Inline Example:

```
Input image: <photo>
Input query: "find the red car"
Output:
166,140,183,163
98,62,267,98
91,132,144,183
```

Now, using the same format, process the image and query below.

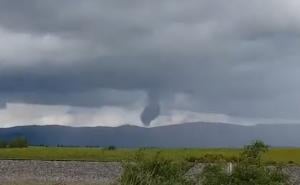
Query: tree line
0,137,28,148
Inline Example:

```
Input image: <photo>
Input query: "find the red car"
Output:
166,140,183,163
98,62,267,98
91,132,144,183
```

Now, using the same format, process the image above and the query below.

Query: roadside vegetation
121,151,192,185
201,141,289,185
121,141,290,185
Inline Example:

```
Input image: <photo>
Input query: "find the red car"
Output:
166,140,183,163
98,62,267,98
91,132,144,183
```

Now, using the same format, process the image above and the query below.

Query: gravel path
0,160,123,185
2,160,300,185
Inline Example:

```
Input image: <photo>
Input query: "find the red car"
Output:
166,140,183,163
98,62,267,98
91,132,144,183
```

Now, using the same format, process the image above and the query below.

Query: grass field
0,147,300,164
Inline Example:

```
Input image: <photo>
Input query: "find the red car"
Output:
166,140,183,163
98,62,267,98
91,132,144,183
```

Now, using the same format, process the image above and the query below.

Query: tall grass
120,141,290,185
121,150,192,185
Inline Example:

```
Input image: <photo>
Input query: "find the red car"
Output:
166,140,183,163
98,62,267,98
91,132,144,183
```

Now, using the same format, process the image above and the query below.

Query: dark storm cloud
1,0,300,122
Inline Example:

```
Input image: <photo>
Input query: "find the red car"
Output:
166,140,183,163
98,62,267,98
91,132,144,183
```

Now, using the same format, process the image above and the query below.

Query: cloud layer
1,0,300,126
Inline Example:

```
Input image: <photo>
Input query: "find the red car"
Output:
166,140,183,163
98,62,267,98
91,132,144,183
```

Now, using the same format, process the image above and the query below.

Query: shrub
201,164,231,184
103,145,116,150
120,140,289,185
202,154,226,163
185,156,203,163
9,137,28,148
240,140,269,165
107,145,116,150
201,140,289,185
185,154,228,163
288,161,294,165
227,156,239,163
0,139,7,148
121,151,192,185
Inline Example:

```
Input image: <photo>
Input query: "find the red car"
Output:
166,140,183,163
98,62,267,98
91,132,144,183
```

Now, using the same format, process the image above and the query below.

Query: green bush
120,140,290,185
201,164,231,185
0,137,29,148
9,137,28,148
121,151,192,185
0,139,7,148
185,156,203,163
186,154,240,164
201,140,289,185
107,145,116,150
240,140,269,165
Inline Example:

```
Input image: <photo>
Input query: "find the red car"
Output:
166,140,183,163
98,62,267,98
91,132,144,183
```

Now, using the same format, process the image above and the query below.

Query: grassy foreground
0,147,300,164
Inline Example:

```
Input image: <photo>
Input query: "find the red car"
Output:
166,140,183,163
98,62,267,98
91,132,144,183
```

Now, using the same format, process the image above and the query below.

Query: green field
0,147,300,164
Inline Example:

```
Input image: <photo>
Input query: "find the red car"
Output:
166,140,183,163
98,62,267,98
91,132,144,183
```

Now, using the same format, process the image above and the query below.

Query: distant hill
0,122,300,148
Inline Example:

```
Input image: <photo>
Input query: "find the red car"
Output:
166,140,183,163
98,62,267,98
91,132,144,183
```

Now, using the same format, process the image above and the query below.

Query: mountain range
0,122,299,148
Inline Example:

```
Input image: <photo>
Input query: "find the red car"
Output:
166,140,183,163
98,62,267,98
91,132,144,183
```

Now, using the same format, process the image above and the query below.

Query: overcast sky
0,0,300,127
